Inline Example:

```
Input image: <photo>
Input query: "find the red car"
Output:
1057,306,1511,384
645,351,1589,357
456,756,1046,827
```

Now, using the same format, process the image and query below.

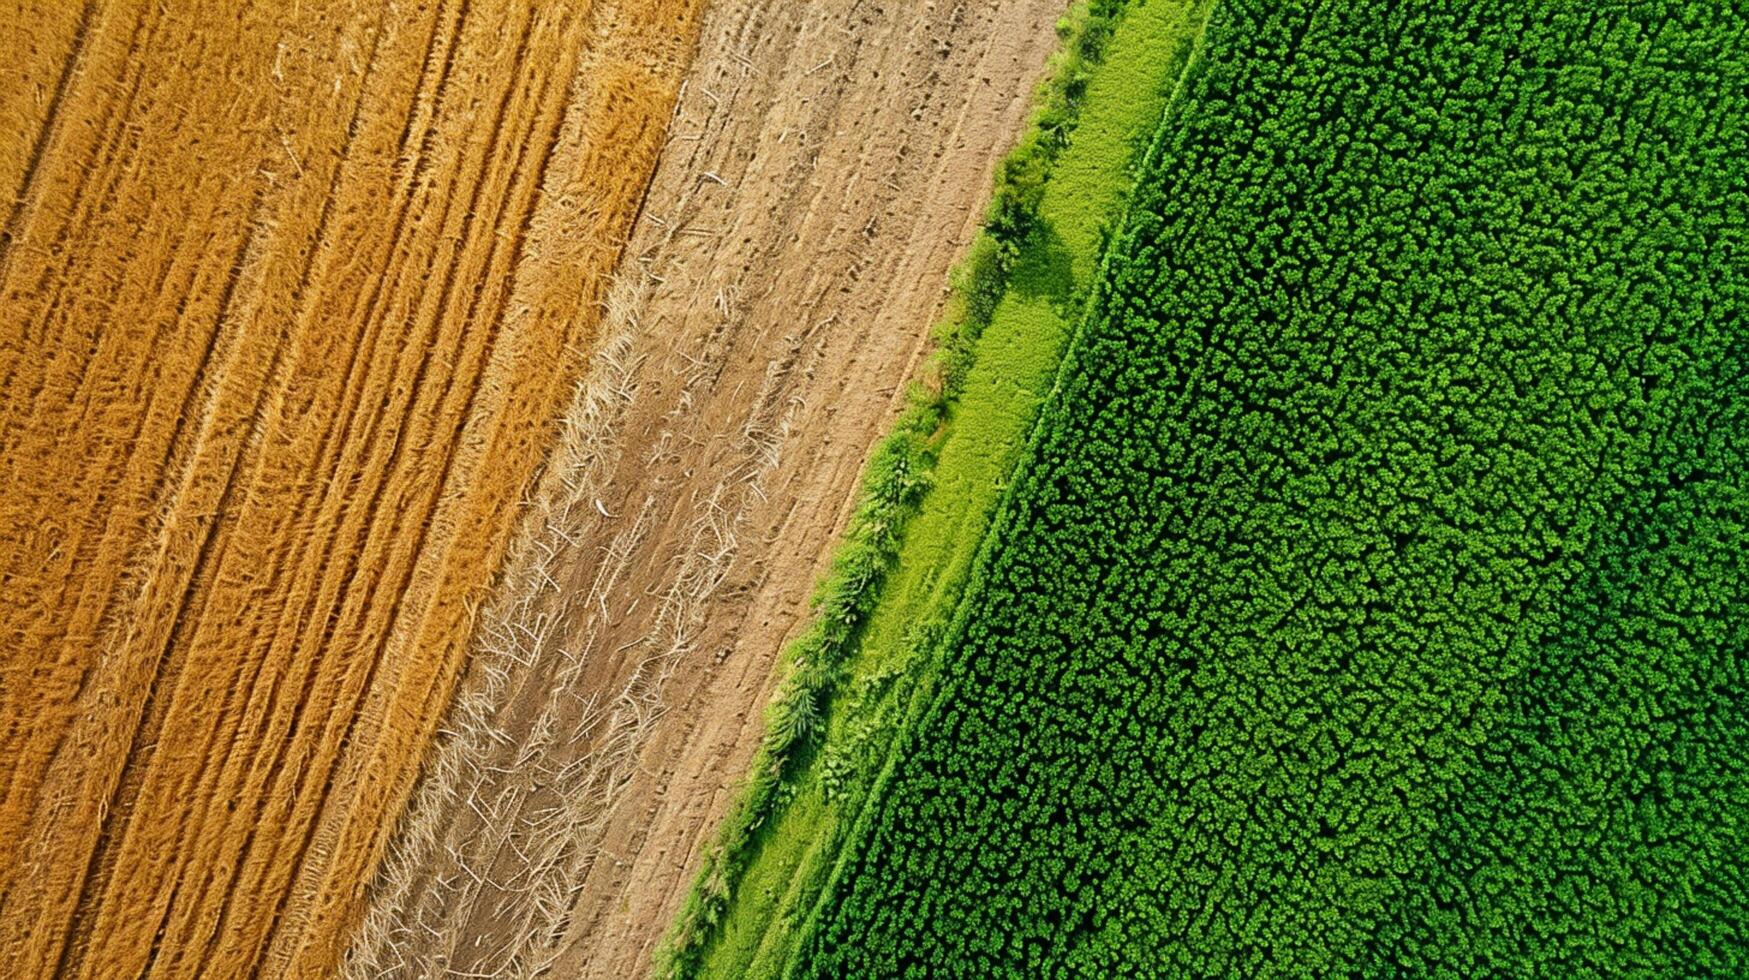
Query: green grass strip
720,2,1215,969
651,1,1212,976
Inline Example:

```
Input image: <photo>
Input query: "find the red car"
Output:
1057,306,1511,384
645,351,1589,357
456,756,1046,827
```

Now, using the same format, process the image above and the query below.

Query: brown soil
0,1,702,977
346,0,1067,976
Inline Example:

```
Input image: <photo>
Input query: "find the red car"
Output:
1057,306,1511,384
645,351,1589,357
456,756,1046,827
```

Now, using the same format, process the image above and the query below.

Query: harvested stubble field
346,1,1066,976
0,0,702,976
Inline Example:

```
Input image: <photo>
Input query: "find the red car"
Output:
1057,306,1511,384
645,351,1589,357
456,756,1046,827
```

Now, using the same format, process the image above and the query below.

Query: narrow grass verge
654,1,1212,975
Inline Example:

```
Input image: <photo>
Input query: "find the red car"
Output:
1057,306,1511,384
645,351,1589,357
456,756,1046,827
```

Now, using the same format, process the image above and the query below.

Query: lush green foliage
797,0,1749,975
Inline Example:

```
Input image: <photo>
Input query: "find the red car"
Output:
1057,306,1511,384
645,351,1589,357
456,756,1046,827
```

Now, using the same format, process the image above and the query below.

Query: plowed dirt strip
0,0,701,977
347,1,1066,976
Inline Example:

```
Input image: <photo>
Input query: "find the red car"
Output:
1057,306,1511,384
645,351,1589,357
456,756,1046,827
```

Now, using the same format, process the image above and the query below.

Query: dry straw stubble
0,0,703,976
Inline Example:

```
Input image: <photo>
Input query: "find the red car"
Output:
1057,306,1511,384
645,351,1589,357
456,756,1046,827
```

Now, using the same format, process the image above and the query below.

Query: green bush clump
796,0,1749,975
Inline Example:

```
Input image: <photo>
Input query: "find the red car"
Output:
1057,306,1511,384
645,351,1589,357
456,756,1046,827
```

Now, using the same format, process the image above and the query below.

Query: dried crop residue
0,1,702,977
348,0,1067,976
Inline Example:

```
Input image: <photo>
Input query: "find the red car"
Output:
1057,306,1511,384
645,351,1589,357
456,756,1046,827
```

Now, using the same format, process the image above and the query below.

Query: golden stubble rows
0,0,703,976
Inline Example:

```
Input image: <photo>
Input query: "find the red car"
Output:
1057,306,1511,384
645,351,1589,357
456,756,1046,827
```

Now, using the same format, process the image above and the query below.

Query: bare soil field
0,1,701,976
347,0,1066,976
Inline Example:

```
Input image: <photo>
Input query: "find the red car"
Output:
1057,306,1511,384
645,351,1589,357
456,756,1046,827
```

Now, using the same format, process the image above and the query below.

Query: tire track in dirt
0,1,703,976
348,1,1067,976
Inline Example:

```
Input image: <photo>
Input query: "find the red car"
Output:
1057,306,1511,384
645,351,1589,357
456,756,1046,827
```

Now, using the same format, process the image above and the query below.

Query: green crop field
790,0,1749,975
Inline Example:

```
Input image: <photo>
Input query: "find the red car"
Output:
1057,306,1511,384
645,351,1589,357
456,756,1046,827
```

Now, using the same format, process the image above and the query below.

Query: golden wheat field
0,0,702,974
